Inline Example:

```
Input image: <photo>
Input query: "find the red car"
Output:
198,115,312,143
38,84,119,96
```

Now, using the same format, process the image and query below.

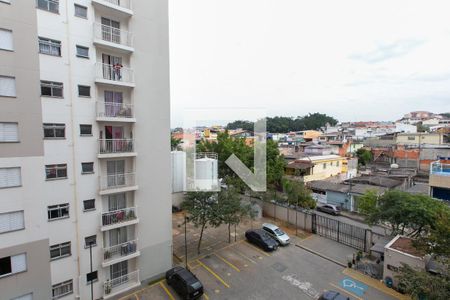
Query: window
76,45,89,58
336,161,340,167
84,235,97,248
12,293,33,300
0,211,24,234
0,122,18,142
81,162,94,174
74,4,87,18
0,76,16,97
45,164,67,180
47,204,69,220
37,0,59,14
86,270,98,284
78,85,90,97
0,167,21,188
0,29,13,51
80,124,92,136
50,242,71,260
0,253,26,277
323,163,327,169
41,81,63,97
52,279,73,300
408,136,416,141
38,37,61,56
43,123,65,139
83,199,95,211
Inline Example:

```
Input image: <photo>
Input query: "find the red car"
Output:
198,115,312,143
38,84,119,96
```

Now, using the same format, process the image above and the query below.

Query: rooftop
298,155,344,162
387,236,425,257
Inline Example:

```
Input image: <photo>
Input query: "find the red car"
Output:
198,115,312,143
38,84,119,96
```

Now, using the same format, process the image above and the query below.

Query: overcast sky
169,0,450,127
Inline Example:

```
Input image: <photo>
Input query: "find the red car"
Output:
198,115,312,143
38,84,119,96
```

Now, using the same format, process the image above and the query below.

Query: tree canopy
356,148,373,166
226,113,338,133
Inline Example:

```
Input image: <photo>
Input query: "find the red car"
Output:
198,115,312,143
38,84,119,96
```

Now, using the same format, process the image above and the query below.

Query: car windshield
190,281,202,290
274,228,285,236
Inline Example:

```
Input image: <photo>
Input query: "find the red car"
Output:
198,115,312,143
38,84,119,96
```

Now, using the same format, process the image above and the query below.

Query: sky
169,0,450,127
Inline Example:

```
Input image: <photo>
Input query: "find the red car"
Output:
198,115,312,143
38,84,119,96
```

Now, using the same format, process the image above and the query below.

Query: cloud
349,39,425,63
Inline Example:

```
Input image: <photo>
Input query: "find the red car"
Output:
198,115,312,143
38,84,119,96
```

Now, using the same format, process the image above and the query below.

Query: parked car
245,229,279,251
262,223,290,245
316,204,341,215
166,266,203,300
318,291,349,300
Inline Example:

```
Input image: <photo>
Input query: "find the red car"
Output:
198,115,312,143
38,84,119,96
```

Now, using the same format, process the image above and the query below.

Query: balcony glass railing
103,239,138,261
100,172,136,190
101,207,137,226
94,23,133,48
99,139,134,154
96,63,134,84
430,161,450,176
97,101,134,119
104,270,139,296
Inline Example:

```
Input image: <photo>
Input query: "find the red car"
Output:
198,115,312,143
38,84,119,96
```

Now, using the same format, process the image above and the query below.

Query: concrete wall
384,247,425,287
260,201,313,233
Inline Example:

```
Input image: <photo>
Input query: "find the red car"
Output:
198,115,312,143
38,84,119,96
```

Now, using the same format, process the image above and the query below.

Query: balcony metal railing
97,101,134,119
430,161,450,176
104,270,139,296
100,172,136,190
101,207,137,227
103,239,138,261
36,0,59,13
97,0,132,10
96,63,134,84
99,139,134,154
94,23,133,48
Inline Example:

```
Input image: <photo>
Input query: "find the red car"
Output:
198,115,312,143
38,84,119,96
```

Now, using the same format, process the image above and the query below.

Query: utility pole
184,213,188,270
89,242,94,300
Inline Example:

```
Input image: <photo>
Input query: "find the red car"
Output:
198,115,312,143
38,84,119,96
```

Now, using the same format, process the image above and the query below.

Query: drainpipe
64,3,82,298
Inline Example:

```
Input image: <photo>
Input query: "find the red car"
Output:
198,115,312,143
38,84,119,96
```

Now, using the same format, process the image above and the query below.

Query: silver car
316,204,341,215
262,223,290,246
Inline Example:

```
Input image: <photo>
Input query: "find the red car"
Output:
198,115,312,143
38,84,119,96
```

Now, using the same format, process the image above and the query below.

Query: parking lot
120,232,405,300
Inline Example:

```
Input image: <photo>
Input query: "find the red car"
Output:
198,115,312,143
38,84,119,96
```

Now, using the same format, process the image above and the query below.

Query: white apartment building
0,1,172,299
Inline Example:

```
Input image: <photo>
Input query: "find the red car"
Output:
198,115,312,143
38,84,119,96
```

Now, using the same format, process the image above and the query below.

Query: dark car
166,266,203,300
316,204,341,215
245,229,279,251
318,291,349,300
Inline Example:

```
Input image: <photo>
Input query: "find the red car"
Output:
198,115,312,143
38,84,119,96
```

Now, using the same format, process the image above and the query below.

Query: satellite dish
390,163,399,169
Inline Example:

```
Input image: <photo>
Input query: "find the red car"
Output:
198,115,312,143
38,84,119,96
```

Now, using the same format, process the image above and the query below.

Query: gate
312,214,367,251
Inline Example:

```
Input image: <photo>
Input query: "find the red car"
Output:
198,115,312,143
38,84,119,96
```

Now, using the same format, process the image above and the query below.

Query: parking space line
330,282,363,300
203,292,210,300
160,281,176,300
243,241,271,257
231,247,258,264
214,253,240,272
197,259,231,288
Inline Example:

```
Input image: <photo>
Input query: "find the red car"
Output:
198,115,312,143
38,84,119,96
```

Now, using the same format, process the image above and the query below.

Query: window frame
81,162,94,174
45,164,68,180
75,45,89,59
0,75,17,98
0,167,22,189
51,279,73,300
0,253,27,279
84,235,97,248
74,4,88,19
0,28,14,52
40,80,63,98
49,242,71,260
77,85,91,97
47,203,69,221
0,210,25,234
0,122,19,143
43,123,65,139
36,0,60,14
86,270,98,285
83,199,95,212
79,124,92,136
38,37,61,57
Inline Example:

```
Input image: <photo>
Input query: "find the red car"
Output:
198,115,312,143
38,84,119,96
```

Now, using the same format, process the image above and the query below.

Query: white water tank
171,151,186,192
195,157,219,191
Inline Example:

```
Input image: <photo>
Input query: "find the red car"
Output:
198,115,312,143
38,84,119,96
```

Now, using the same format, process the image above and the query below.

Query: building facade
0,1,172,299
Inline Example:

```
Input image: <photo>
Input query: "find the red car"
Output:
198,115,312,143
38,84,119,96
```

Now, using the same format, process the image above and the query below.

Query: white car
262,223,290,246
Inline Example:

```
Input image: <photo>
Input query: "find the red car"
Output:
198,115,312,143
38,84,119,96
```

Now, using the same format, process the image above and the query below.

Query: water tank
195,157,218,191
171,151,186,193
390,163,399,169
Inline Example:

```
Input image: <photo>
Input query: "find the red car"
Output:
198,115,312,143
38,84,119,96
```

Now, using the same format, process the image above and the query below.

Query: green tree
356,148,373,166
181,191,222,254
282,179,316,209
171,135,182,151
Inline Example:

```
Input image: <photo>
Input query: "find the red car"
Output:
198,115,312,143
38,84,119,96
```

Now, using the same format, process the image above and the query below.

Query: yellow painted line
343,268,410,300
134,294,139,300
330,283,363,300
214,253,240,272
243,241,271,257
197,259,230,288
160,281,176,300
148,279,165,288
203,292,210,300
232,248,258,264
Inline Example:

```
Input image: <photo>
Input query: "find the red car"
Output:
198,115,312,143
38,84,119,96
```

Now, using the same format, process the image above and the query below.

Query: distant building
285,155,346,182
429,161,450,201
396,133,446,145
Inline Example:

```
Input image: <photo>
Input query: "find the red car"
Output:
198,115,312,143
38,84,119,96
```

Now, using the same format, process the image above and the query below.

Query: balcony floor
98,152,137,159
101,218,139,232
102,250,141,268
94,39,135,54
99,185,139,196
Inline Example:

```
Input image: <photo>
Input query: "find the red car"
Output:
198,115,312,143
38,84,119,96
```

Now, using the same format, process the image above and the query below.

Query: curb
295,244,347,268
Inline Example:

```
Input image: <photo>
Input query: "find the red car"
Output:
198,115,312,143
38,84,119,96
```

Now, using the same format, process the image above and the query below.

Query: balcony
95,63,135,88
98,139,136,158
102,240,140,267
99,172,138,195
104,270,140,299
101,207,138,231
92,0,133,17
93,23,134,53
96,101,135,122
